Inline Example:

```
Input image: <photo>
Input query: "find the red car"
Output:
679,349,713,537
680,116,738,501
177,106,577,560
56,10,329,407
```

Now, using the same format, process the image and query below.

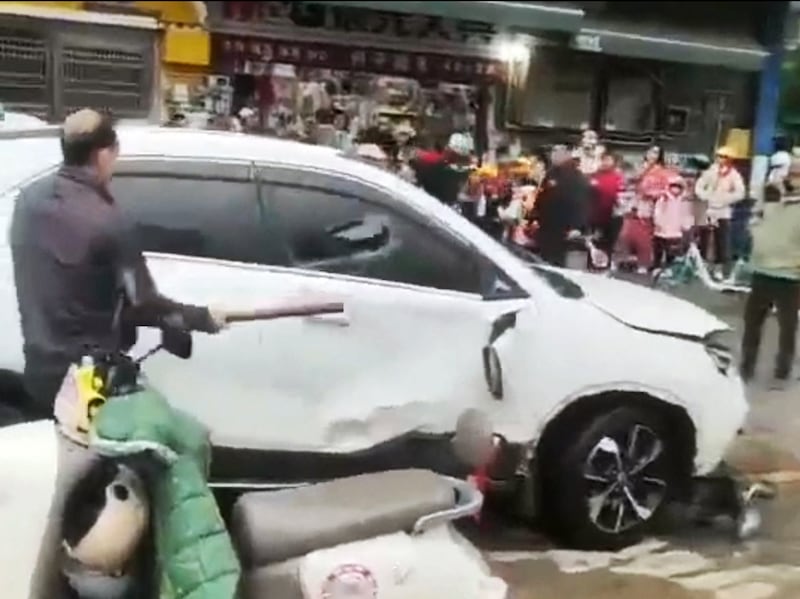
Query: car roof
117,126,346,165
0,126,369,194
0,125,543,296
0,111,48,130
0,125,344,160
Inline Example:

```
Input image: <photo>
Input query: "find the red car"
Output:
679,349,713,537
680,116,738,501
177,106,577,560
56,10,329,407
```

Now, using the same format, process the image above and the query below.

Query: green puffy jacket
91,388,241,599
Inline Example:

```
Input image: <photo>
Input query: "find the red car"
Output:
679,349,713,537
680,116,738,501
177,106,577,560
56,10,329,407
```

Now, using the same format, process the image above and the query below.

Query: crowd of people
406,128,800,387
408,129,756,279
171,107,800,385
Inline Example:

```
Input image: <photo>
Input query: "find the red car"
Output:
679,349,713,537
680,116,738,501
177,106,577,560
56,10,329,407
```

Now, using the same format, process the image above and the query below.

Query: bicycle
651,241,750,294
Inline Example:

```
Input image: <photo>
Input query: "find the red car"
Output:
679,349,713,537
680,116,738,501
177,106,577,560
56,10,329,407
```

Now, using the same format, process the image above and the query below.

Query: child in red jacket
590,152,625,260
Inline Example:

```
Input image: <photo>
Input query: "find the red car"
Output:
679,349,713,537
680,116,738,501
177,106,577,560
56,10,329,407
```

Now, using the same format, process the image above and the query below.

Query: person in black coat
532,145,592,266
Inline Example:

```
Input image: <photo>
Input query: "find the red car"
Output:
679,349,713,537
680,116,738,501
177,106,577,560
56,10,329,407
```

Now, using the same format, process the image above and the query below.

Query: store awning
313,1,585,34
575,20,768,71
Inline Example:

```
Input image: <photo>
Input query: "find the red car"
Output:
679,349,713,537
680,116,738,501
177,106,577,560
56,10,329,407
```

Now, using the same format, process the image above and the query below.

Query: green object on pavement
91,387,241,599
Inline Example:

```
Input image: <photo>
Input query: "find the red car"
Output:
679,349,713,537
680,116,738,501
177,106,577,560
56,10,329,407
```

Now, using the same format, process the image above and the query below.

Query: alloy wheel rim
583,424,667,534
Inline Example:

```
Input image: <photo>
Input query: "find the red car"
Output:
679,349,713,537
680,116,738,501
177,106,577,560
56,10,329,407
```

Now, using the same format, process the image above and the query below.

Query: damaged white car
0,126,748,549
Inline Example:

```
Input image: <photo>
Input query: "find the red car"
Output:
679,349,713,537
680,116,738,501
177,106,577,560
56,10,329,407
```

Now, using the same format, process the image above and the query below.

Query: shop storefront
135,1,215,125
503,2,772,157
208,1,508,152
0,2,158,121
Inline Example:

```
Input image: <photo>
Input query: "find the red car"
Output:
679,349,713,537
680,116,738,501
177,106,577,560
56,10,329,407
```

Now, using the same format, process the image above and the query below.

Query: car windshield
501,241,585,299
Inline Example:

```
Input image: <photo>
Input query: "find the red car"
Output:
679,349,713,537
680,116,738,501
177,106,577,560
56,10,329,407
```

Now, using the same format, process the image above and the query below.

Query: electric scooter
0,302,507,599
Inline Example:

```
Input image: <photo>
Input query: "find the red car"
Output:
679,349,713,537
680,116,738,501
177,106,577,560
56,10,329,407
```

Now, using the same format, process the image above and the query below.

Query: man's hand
207,307,229,333
566,229,582,240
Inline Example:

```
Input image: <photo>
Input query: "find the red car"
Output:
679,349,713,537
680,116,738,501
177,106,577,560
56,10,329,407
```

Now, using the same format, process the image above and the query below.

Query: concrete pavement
488,485,800,598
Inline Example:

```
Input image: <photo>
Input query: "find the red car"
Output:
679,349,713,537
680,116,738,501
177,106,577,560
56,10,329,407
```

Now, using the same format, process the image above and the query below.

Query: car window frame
111,156,278,265
255,163,491,297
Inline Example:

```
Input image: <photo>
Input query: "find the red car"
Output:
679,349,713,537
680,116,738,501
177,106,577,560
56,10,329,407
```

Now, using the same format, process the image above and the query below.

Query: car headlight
705,329,735,375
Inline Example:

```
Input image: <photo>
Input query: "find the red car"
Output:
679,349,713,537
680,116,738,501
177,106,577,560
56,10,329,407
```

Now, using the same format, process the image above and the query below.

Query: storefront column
750,1,790,198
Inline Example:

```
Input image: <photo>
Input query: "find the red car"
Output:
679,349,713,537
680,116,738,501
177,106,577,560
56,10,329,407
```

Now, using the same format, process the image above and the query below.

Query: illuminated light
498,40,530,63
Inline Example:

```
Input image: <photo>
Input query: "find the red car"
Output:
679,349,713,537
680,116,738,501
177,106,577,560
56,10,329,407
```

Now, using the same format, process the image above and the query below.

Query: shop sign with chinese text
213,35,506,83
221,1,499,47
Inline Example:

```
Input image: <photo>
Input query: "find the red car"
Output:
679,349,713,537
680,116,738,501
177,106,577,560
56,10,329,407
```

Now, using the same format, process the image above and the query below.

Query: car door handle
305,311,350,327
297,290,349,326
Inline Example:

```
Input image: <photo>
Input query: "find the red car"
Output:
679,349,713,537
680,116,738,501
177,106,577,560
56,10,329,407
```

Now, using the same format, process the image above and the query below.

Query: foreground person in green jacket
91,389,241,599
740,172,800,386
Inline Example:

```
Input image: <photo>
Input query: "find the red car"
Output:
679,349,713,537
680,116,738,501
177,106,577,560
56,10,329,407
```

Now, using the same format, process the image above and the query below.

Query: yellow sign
7,1,206,24
164,25,210,66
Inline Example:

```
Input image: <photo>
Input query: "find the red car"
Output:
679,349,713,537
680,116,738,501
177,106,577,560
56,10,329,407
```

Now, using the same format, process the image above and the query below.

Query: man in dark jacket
10,109,225,420
533,145,591,266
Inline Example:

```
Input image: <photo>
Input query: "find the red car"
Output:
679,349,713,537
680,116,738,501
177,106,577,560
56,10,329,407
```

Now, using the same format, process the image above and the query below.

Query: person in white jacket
694,145,746,278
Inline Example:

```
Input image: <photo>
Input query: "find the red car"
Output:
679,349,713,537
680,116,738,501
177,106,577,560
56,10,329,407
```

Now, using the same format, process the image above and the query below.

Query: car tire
541,405,683,550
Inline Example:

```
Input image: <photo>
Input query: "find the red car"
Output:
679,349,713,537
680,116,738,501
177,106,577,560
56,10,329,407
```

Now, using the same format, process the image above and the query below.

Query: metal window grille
61,46,148,118
0,30,48,117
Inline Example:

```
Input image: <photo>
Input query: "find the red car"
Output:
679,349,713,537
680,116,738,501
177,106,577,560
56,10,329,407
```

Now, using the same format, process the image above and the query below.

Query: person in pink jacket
616,145,670,273
653,175,693,270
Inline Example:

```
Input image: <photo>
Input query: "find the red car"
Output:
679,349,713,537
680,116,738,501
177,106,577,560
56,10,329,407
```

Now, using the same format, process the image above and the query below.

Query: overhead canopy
313,1,585,34
576,19,768,71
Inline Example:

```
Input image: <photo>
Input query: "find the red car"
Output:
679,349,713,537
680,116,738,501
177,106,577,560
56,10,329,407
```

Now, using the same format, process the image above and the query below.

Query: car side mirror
482,311,518,400
120,267,140,307
161,327,192,360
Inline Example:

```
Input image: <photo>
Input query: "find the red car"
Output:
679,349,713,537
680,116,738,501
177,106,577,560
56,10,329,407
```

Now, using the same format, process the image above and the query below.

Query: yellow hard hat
716,145,736,158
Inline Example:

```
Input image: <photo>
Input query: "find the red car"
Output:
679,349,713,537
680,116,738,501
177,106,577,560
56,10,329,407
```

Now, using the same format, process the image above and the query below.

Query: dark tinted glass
110,176,265,264
268,182,481,293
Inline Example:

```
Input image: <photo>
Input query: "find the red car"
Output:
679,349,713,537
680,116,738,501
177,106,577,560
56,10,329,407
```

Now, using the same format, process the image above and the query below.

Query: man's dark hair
774,135,792,154
61,109,118,167
646,144,665,165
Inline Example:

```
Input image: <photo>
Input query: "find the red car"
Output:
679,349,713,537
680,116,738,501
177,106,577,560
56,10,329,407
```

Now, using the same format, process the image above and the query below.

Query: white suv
0,127,747,549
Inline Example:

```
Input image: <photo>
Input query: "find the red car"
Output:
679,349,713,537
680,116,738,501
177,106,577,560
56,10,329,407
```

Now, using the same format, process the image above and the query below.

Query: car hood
561,269,728,338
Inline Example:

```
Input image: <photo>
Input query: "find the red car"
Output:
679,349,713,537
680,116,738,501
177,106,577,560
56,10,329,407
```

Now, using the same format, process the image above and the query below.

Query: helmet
716,145,736,159
447,132,473,157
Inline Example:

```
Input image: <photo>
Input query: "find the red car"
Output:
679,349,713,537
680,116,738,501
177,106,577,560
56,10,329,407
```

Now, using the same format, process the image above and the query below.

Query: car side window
266,181,481,294
110,175,265,264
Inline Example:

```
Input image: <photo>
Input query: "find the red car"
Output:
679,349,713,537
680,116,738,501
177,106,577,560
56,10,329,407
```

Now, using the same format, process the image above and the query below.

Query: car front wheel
542,405,684,550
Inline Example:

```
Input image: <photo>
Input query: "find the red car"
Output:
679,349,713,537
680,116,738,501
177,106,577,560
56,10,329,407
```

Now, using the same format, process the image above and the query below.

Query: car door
250,165,527,453
109,157,304,445
111,157,526,455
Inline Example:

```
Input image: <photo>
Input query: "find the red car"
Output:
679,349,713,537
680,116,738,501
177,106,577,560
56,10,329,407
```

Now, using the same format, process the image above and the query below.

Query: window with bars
517,47,596,129
61,45,149,117
0,29,48,114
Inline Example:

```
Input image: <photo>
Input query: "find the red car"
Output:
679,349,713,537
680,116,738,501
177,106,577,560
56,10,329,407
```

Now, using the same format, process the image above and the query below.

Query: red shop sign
213,35,506,83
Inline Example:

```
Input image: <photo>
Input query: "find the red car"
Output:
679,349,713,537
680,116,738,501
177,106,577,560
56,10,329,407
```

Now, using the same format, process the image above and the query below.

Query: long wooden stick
224,302,345,323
